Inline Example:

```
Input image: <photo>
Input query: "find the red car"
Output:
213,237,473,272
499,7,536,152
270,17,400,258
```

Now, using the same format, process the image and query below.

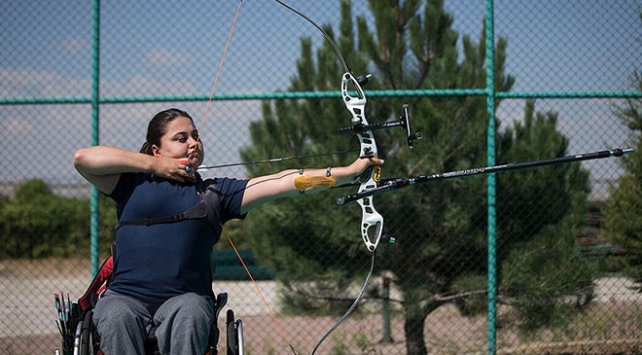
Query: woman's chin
190,155,203,167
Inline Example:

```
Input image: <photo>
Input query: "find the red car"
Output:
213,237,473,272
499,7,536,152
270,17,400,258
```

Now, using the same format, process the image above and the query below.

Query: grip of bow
341,72,384,252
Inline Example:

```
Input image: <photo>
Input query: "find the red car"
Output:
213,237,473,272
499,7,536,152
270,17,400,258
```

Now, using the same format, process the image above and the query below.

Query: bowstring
312,251,376,354
196,0,243,142
200,2,374,353
269,1,382,353
197,1,298,353
224,227,299,355
273,0,351,74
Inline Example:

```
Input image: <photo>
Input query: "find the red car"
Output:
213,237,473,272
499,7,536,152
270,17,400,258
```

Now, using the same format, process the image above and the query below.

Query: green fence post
90,0,101,277
485,0,497,354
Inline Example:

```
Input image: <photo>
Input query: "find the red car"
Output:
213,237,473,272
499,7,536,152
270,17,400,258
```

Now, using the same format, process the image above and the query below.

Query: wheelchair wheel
79,310,94,355
235,319,244,355
226,310,244,355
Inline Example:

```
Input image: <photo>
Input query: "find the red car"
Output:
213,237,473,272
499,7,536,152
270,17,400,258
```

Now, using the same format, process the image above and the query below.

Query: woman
73,108,382,354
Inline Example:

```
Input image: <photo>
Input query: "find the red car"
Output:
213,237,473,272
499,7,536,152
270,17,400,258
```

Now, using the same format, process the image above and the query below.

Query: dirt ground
2,259,642,354
4,303,642,354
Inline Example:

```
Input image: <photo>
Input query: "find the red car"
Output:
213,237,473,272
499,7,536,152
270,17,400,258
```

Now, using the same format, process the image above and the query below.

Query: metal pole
90,0,101,277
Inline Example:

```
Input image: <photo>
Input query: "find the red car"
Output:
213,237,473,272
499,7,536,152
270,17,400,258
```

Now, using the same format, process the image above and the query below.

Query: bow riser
342,72,384,252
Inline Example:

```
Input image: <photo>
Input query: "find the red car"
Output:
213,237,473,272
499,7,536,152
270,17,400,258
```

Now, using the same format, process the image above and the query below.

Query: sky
0,0,641,199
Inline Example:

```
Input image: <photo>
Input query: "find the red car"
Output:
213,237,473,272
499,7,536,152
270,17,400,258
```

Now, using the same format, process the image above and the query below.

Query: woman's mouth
187,151,202,165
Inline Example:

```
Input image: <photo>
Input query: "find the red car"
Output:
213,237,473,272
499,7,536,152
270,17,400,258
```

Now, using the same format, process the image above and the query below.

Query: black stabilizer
337,148,635,205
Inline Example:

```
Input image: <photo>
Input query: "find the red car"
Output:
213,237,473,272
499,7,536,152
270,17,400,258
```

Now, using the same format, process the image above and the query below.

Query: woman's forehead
165,116,196,132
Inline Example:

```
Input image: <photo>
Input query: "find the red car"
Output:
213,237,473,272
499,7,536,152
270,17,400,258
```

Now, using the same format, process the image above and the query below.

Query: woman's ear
151,145,161,157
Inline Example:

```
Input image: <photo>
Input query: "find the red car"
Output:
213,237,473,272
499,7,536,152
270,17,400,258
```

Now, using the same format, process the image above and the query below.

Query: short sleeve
208,177,249,223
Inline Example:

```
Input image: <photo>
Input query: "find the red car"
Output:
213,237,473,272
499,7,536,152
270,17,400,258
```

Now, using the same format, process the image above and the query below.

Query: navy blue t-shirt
107,173,248,304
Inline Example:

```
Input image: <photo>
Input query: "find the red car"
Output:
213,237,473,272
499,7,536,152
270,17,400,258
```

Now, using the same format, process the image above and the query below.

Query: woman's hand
152,157,196,183
349,156,385,176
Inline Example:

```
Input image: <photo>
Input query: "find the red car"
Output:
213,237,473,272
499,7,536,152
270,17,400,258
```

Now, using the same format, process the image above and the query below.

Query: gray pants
93,290,214,355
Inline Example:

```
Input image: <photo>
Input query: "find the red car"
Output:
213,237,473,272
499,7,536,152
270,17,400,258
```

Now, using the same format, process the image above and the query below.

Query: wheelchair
54,255,244,355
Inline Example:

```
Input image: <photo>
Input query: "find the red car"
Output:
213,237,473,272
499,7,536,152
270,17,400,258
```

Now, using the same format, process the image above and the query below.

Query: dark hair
139,108,194,155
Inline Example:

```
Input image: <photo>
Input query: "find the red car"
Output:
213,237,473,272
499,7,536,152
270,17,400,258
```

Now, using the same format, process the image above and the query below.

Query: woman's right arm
73,146,189,194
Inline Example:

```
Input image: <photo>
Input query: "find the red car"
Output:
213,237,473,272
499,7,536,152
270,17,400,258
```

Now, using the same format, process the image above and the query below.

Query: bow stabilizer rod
337,148,634,205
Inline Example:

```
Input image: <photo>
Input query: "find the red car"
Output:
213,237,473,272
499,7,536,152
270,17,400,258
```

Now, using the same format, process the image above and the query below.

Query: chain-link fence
2,0,642,354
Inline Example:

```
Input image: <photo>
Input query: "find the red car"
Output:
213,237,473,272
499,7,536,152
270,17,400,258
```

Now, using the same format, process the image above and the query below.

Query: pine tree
605,69,642,283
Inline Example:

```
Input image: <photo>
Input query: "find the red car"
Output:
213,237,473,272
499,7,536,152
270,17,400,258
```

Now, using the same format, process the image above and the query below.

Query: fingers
359,156,384,166
179,165,196,182
350,156,384,177
174,159,196,182
152,156,196,183
165,160,196,182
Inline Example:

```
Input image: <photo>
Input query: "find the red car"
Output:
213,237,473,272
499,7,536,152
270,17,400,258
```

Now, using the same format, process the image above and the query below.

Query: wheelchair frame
54,255,245,355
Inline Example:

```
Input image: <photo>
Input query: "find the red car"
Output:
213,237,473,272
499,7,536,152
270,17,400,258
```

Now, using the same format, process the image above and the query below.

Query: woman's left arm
240,157,383,213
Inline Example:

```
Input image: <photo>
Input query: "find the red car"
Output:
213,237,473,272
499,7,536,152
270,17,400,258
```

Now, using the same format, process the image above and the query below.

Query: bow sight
338,103,423,150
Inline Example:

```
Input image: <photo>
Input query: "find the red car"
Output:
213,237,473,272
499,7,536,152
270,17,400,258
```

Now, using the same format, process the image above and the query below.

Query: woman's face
152,116,204,167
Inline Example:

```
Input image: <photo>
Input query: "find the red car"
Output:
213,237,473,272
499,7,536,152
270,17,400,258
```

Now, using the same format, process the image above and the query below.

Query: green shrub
0,179,113,259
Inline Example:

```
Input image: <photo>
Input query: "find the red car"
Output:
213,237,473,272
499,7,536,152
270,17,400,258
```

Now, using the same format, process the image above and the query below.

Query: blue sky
0,0,640,198
3,1,638,95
